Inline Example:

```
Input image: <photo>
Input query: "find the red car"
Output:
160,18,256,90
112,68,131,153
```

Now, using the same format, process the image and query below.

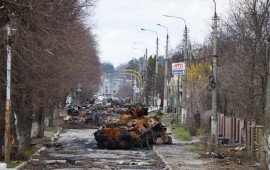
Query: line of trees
125,0,269,140
167,0,269,127
0,0,101,155
217,0,269,121
178,0,270,155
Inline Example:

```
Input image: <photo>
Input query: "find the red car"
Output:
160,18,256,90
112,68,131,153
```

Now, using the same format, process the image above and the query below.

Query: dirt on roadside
153,135,258,170
197,145,260,170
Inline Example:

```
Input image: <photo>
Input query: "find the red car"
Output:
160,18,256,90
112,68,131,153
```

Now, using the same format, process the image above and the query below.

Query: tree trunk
16,112,32,151
0,110,4,155
246,54,256,154
37,108,44,138
48,108,54,127
0,92,5,155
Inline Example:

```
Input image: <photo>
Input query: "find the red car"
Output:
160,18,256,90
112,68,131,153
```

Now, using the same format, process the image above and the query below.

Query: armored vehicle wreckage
94,105,172,149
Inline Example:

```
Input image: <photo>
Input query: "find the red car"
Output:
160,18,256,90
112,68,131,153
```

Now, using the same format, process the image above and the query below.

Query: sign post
172,62,186,126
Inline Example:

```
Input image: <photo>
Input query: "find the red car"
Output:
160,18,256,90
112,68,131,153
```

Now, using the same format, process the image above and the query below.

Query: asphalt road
23,129,166,170
21,128,254,170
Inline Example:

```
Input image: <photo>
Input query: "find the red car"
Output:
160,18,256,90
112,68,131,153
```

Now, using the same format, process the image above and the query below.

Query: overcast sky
91,0,230,67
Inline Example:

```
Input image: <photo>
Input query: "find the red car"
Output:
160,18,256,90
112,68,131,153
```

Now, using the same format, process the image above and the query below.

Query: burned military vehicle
94,105,172,149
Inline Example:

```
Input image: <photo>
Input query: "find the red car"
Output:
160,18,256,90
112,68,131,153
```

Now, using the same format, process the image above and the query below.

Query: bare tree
0,0,101,152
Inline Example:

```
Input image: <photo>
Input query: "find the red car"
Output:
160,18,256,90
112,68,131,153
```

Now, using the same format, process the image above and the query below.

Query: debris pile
203,145,257,168
94,105,172,149
63,104,98,129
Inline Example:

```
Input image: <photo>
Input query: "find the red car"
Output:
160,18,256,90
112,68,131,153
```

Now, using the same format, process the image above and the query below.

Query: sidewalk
153,136,214,170
3,130,57,170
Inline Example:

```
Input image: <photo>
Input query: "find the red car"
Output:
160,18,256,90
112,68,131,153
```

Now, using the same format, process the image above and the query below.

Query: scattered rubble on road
63,98,127,129
23,129,166,170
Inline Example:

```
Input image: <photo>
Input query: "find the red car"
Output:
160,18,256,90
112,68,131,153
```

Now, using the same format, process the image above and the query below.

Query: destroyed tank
94,105,172,149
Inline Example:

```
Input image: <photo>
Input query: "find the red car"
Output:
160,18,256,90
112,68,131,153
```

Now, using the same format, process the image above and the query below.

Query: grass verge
7,144,41,168
162,115,191,141
26,146,39,155
7,161,24,168
31,136,51,145
173,126,191,141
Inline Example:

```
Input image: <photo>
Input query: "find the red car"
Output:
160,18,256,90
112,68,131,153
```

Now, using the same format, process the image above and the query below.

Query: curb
14,146,46,170
153,147,173,170
14,129,61,170
14,161,27,170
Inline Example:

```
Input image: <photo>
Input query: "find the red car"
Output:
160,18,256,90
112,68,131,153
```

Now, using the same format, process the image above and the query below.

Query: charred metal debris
64,98,172,149
94,105,172,149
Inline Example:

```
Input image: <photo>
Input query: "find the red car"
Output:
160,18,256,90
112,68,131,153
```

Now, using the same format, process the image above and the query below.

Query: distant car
97,96,105,101
111,97,124,104
97,96,108,102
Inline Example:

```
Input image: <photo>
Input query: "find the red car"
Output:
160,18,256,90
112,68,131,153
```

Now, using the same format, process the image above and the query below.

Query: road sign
172,62,186,75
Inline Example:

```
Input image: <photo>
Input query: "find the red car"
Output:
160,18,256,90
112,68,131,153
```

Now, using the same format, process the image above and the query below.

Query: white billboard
172,62,186,75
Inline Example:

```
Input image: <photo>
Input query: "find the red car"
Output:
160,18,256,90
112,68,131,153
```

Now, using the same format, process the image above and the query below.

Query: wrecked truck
94,105,172,149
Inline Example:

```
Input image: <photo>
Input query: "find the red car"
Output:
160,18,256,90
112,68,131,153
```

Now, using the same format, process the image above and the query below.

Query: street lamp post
157,24,169,113
5,25,12,163
141,28,159,107
133,42,148,105
211,0,218,137
4,22,16,162
163,15,188,124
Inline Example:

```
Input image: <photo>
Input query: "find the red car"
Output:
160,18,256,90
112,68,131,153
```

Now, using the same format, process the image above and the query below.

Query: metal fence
217,113,256,145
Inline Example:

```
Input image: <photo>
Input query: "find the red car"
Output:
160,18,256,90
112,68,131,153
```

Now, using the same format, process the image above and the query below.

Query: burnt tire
107,140,119,149
97,143,105,149
94,133,108,141
120,134,132,141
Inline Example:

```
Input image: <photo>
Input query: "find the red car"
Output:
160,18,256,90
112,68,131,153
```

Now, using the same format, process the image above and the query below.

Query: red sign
172,62,186,75
172,62,185,69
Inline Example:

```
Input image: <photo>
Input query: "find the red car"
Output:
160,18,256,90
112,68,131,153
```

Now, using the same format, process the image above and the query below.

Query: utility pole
164,34,169,113
211,0,218,137
155,37,159,107
134,79,137,104
133,41,148,105
133,58,136,104
157,23,169,113
182,26,188,124
144,48,148,105
5,25,11,163
163,15,188,124
141,28,159,107
177,75,180,126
